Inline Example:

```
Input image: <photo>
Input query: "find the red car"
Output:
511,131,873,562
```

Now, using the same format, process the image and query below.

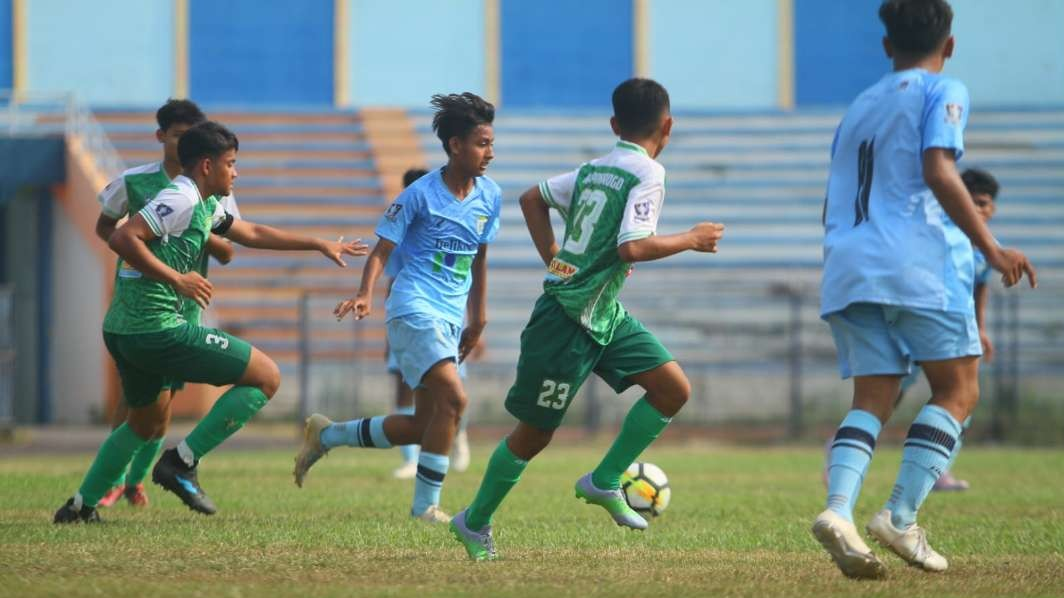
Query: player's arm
923,149,1036,288
220,219,367,266
459,244,489,362
974,282,994,362
618,224,724,263
205,234,234,265
108,215,213,308
335,238,395,321
95,213,121,243
519,185,559,266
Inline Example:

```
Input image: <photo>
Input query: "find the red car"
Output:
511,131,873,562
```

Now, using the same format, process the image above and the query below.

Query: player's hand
980,331,995,363
173,271,213,309
990,247,1037,288
319,236,370,267
458,321,486,363
334,292,371,321
689,222,725,253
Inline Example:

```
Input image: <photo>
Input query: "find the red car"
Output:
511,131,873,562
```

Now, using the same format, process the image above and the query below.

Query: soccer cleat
151,448,217,515
413,504,452,524
932,471,970,492
293,413,333,488
574,473,648,530
53,496,101,524
811,509,887,579
866,509,948,572
124,482,149,507
97,485,125,508
450,508,497,562
392,460,417,480
452,430,471,473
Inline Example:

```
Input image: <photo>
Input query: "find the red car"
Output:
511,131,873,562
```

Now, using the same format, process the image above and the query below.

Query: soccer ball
621,461,671,517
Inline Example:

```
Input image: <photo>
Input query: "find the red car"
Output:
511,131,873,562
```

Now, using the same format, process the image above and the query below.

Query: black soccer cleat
151,448,218,515
53,496,101,524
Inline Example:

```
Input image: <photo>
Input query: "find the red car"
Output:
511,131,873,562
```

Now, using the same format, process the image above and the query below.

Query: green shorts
504,294,674,430
103,323,252,408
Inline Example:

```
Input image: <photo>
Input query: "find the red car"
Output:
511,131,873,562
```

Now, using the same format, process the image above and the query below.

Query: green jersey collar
615,140,649,157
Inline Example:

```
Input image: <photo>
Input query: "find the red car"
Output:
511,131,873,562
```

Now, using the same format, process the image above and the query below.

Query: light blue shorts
826,303,981,379
386,314,462,388
388,345,467,380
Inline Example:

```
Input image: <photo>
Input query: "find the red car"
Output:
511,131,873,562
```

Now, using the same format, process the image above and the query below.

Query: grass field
2,441,1062,598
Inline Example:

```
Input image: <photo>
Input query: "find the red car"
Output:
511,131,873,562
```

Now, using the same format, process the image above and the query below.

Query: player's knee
439,387,468,421
256,357,282,398
649,372,691,417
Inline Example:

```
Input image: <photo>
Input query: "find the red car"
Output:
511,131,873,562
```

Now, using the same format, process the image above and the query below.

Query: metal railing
0,286,13,435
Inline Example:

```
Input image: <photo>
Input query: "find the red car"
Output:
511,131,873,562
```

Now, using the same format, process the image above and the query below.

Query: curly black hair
431,93,495,156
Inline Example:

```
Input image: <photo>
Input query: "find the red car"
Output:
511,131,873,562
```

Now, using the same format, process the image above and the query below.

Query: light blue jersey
821,69,973,318
375,168,502,327
973,248,990,286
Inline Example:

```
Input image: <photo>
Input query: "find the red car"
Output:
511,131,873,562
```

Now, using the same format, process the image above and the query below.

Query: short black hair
879,0,953,56
612,78,670,139
178,121,239,169
961,168,1000,200
156,98,207,132
402,168,429,188
431,93,494,156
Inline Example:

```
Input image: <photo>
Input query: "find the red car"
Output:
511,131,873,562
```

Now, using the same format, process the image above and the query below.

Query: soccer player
820,167,1003,492
53,121,367,523
450,78,725,561
387,167,477,480
813,0,1036,578
293,93,501,524
94,98,241,508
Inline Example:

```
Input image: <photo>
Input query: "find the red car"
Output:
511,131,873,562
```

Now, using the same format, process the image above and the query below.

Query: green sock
114,470,127,487
591,397,671,490
465,439,528,530
184,386,268,459
77,423,148,506
125,437,163,485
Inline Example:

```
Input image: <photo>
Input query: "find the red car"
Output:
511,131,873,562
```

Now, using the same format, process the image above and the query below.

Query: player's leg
96,400,132,508
865,308,980,572
393,371,419,478
408,358,466,521
813,304,906,579
150,325,264,514
55,335,170,523
453,295,596,560
451,360,471,473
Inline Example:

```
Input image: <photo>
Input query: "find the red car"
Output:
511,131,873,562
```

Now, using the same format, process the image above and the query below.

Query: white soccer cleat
293,413,333,488
866,509,948,572
812,509,887,579
392,460,418,480
452,430,471,472
413,504,452,524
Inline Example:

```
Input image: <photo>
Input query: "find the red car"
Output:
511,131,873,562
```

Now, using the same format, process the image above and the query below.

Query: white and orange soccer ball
621,461,671,517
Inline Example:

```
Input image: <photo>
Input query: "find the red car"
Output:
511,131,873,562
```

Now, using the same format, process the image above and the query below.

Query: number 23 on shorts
536,379,571,410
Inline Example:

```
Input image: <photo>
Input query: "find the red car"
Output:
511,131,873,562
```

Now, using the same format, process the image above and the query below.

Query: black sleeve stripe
212,211,235,235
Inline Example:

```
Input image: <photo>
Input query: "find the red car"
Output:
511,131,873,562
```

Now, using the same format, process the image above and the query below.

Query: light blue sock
411,451,448,516
944,416,972,472
319,416,393,450
826,409,882,523
885,405,963,529
395,406,418,464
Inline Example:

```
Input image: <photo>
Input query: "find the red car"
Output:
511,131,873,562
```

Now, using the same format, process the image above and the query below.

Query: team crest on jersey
547,257,579,279
154,203,174,218
633,200,652,223
945,103,964,124
384,203,403,221
476,215,489,235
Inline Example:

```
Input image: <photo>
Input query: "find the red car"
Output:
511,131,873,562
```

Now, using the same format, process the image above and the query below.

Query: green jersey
538,140,666,345
102,175,232,335
98,161,240,323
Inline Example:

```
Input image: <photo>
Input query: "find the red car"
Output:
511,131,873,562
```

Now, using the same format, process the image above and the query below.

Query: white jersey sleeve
98,175,129,219
219,193,241,219
140,188,197,240
539,168,581,217
617,164,665,245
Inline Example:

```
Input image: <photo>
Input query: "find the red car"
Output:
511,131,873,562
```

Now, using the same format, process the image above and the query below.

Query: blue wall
650,0,778,110
26,0,172,105
948,0,1064,107
0,0,11,91
190,0,334,106
348,0,484,107
795,0,889,107
501,0,632,108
